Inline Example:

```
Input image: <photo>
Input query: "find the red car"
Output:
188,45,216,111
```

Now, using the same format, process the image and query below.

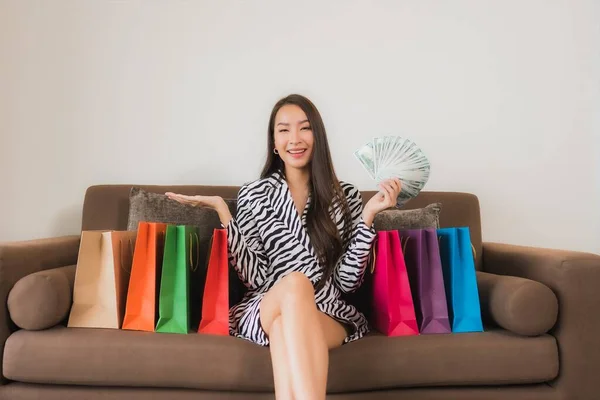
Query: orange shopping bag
122,222,167,331
198,228,229,335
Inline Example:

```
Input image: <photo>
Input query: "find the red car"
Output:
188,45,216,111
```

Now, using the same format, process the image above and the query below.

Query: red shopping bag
371,230,419,336
198,229,229,335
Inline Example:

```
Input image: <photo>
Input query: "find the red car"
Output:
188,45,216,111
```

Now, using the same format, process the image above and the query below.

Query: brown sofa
0,184,599,400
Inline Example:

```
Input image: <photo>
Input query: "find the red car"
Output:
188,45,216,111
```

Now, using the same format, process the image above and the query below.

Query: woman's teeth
287,149,306,158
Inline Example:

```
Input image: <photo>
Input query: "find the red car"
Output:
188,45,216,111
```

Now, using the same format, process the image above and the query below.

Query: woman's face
273,104,314,171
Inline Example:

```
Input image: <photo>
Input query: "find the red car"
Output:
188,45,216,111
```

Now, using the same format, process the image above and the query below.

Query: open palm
165,192,223,210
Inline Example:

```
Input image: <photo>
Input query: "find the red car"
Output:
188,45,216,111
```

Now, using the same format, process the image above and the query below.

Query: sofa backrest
81,185,483,270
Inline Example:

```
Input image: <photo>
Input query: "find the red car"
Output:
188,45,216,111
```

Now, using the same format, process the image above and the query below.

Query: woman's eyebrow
298,119,309,125
277,122,290,127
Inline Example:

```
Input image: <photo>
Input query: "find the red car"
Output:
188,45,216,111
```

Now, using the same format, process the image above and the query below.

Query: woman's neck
284,167,310,191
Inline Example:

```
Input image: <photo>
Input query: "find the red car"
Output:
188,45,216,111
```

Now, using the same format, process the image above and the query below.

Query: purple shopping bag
399,228,451,334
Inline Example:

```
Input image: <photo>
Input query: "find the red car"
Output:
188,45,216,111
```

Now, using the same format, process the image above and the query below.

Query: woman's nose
289,129,301,144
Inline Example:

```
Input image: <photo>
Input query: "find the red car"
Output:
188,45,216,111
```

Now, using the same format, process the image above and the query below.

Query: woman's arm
223,185,269,290
333,186,377,293
333,178,401,293
166,187,268,289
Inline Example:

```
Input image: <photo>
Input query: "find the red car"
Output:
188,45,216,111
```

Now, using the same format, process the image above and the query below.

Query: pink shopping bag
371,230,419,336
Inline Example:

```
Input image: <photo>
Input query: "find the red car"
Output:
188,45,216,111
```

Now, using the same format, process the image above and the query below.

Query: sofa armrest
0,235,80,383
483,242,600,400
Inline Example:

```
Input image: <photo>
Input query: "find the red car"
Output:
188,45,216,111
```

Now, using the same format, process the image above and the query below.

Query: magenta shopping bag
371,230,419,336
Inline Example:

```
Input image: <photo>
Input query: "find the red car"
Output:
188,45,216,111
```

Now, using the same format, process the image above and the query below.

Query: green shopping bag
155,225,199,334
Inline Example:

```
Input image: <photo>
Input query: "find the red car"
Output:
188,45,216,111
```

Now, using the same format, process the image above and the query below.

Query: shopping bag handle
120,239,134,274
370,233,410,274
401,236,409,255
189,232,200,272
369,235,378,274
437,235,477,260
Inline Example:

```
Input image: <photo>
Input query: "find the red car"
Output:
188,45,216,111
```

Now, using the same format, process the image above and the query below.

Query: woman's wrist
216,199,233,227
361,209,375,228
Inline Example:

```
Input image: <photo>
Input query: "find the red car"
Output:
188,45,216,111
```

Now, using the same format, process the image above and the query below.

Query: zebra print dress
226,170,376,346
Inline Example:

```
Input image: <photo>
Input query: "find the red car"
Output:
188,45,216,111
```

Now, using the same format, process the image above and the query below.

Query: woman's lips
287,149,306,159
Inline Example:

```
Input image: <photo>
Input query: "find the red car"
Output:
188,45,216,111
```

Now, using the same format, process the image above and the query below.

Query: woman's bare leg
268,316,293,399
260,272,347,400
261,272,325,399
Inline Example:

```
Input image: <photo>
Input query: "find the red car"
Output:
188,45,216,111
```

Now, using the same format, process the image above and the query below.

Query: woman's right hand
165,192,233,226
165,192,224,209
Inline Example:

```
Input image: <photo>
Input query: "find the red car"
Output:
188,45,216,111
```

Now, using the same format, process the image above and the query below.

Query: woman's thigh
317,312,347,349
259,272,348,349
259,271,316,336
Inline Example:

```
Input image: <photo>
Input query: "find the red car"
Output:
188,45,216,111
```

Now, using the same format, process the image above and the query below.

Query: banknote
353,141,375,179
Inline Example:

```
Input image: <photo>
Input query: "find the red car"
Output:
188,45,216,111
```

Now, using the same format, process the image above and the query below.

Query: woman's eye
279,129,289,133
301,126,311,131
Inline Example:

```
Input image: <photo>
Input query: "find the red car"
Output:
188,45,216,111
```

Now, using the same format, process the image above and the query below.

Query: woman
166,94,401,400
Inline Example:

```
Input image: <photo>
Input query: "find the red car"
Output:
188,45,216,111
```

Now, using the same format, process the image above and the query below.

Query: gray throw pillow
127,187,237,232
127,187,237,270
373,203,441,231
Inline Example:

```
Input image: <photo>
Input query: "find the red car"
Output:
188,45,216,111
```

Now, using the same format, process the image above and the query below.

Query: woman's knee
260,272,314,333
280,272,314,302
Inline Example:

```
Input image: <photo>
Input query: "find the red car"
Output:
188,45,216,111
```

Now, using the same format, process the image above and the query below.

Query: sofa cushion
3,326,558,392
7,265,76,331
373,203,441,231
477,271,558,336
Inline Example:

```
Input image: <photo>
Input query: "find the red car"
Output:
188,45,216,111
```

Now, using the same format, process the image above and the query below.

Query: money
353,141,375,180
353,136,431,207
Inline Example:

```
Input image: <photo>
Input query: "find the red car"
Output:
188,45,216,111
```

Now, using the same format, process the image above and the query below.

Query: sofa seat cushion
3,327,558,393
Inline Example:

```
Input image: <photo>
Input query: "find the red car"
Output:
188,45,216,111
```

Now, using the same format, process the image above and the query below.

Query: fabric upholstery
477,271,558,336
0,383,273,400
483,242,600,400
4,326,558,392
0,382,560,400
127,187,237,231
0,236,80,384
7,265,76,331
373,203,441,231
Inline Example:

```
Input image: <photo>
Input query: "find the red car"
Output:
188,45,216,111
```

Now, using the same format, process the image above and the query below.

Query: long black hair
261,94,353,291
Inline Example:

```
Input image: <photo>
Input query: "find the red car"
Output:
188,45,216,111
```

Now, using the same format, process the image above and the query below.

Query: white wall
1,0,599,255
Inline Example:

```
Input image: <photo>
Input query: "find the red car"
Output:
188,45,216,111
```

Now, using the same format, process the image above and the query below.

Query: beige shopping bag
68,230,137,329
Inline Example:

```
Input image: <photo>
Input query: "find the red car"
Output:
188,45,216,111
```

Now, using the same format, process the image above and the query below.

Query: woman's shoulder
339,180,362,201
238,171,282,201
340,181,360,197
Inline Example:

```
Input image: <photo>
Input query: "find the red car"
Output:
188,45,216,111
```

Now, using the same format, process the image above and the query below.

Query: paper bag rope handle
368,234,410,274
120,239,134,274
368,236,378,274
369,232,478,274
438,235,477,260
189,232,200,272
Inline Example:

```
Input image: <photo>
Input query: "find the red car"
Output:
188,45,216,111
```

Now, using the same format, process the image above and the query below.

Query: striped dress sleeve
225,184,269,289
334,185,377,293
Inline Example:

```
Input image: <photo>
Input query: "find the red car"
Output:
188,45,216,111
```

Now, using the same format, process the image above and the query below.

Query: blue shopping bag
437,227,483,333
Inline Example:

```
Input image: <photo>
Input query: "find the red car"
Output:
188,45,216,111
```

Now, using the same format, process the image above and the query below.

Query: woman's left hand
362,178,402,226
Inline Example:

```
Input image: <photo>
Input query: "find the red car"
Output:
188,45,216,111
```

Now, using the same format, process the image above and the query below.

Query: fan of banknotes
353,136,430,207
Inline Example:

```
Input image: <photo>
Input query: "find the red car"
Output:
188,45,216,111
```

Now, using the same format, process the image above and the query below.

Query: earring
273,149,279,155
